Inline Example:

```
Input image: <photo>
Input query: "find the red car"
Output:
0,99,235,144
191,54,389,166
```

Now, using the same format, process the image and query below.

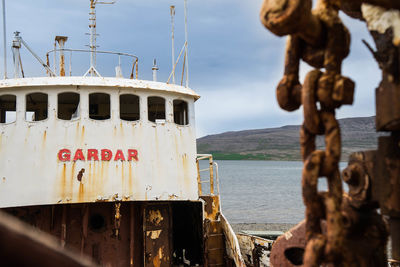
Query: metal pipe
170,5,175,84
184,0,189,87
196,159,202,195
167,42,186,84
55,36,68,76
2,0,7,79
19,36,55,76
209,157,214,195
152,59,158,81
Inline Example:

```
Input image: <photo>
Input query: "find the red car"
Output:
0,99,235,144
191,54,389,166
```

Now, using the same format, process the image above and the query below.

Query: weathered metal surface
0,210,97,267
236,233,273,267
220,213,246,267
0,77,199,207
6,201,205,266
270,220,307,267
200,195,220,221
144,204,172,267
55,36,68,77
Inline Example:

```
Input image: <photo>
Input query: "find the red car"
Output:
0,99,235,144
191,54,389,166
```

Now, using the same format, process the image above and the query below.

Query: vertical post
209,156,214,195
2,0,7,79
196,159,202,195
170,5,175,84
184,0,189,88
152,59,158,82
12,32,21,78
135,59,138,79
89,0,96,74
53,41,57,75
55,36,68,76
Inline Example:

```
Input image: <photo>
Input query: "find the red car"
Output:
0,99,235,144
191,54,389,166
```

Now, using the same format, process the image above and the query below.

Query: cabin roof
0,77,200,100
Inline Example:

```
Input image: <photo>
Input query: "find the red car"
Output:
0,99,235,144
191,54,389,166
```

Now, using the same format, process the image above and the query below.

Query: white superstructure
0,77,200,207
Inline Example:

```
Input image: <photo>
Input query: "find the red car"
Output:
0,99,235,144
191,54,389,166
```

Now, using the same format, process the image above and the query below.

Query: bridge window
89,93,110,120
58,92,80,120
120,94,140,121
148,96,165,123
173,100,189,125
0,95,16,124
26,93,48,122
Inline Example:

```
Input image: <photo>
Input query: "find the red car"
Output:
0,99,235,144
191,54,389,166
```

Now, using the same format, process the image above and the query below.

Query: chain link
261,0,355,265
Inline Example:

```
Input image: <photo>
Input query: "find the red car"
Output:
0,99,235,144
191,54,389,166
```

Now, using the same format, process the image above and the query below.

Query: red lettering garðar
87,149,99,161
73,149,85,161
128,149,138,161
101,149,112,161
58,149,71,162
114,150,126,161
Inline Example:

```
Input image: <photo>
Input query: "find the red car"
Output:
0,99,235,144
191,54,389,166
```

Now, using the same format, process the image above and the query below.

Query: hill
197,116,381,161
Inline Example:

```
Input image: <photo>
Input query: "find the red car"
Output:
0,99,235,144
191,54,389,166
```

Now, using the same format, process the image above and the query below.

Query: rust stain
60,163,67,200
78,183,84,202
148,209,164,226
182,153,190,188
152,247,164,267
80,126,85,145
121,162,125,190
128,163,133,191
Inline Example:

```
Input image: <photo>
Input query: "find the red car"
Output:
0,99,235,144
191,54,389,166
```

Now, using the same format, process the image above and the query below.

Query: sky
0,0,380,137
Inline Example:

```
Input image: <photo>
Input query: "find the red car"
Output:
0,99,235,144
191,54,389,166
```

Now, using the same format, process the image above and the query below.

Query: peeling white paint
0,78,199,207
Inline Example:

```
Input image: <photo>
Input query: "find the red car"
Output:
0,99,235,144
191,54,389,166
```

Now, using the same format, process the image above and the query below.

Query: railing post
209,156,214,195
196,159,202,195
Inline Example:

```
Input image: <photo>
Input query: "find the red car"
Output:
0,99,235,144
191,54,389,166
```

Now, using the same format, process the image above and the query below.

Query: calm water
199,160,346,224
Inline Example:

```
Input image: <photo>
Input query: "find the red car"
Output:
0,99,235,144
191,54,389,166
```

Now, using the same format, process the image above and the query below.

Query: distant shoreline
231,223,296,233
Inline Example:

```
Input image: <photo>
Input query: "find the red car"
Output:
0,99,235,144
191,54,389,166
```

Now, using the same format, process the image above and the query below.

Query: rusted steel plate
0,210,97,267
144,204,172,267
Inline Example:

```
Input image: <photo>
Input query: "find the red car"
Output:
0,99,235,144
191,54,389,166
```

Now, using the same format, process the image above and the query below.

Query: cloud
0,0,381,138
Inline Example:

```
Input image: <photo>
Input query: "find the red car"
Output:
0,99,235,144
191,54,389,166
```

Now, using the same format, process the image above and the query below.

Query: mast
184,0,189,88
170,5,175,84
2,0,7,79
89,0,97,73
85,0,115,77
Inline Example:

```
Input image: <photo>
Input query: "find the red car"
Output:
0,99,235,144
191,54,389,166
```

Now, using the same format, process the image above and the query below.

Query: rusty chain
261,0,354,264
259,0,394,265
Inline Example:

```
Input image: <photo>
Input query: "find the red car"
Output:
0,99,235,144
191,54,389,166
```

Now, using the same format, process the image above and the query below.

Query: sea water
199,160,347,224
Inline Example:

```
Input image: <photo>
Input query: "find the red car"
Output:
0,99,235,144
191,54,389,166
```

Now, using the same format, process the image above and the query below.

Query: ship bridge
0,76,200,207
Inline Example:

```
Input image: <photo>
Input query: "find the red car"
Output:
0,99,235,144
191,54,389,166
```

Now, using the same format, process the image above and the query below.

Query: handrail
196,154,220,197
45,48,139,79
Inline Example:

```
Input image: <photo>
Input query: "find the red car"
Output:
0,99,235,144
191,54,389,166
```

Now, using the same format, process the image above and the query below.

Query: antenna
170,5,175,84
2,0,7,79
86,0,116,77
184,0,189,87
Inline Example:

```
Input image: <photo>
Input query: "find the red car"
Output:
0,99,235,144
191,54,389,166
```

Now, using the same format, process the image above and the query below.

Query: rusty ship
0,1,268,266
